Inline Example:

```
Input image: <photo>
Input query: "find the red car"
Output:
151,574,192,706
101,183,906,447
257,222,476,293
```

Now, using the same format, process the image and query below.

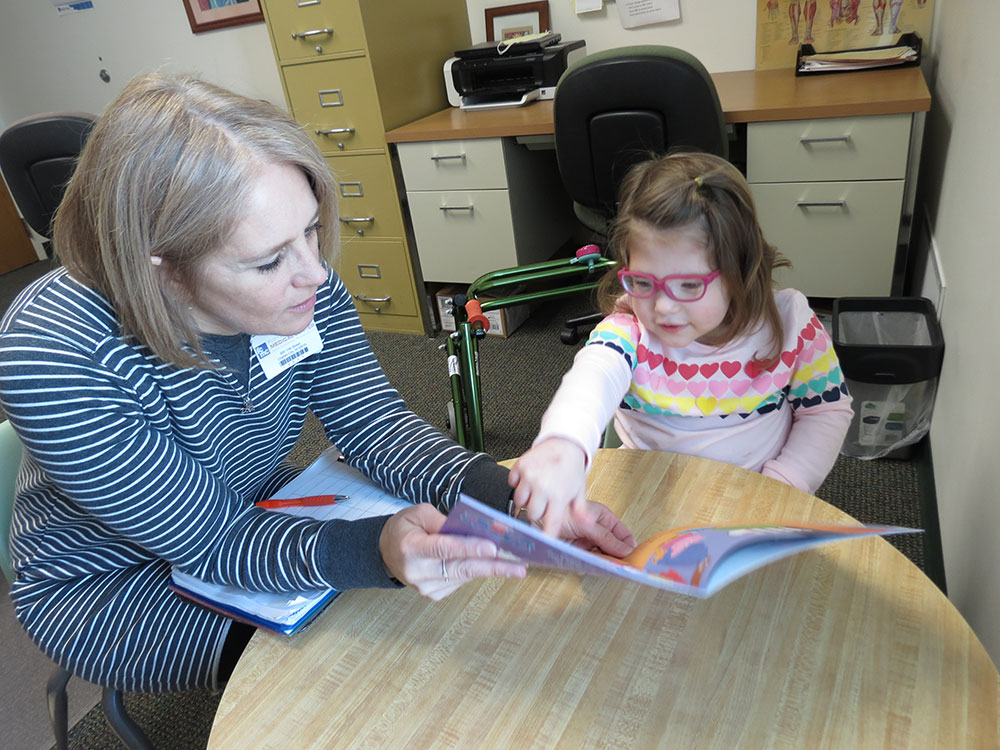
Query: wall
917,0,1000,666
0,0,283,129
466,1,756,72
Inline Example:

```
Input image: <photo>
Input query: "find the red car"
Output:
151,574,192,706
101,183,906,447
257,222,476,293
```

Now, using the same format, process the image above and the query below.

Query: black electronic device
447,39,586,110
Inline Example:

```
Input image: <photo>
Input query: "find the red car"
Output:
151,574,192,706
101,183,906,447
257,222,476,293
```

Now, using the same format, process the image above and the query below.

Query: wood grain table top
209,450,997,749
384,66,931,143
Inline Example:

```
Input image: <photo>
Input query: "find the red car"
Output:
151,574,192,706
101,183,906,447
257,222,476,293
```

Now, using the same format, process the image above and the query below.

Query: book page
442,496,919,598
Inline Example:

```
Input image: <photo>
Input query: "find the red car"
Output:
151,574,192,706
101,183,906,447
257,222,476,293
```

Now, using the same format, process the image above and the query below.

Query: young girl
509,152,853,534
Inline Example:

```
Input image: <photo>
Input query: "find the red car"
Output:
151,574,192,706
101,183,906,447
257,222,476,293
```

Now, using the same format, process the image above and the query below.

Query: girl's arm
509,344,632,535
760,395,854,493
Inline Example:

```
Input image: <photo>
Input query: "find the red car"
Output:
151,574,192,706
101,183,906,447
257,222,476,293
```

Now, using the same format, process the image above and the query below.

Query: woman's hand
557,501,636,558
508,437,588,537
379,503,526,600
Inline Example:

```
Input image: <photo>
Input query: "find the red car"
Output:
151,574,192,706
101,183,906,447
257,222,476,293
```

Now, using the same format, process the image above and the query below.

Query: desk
208,450,998,749
386,67,931,296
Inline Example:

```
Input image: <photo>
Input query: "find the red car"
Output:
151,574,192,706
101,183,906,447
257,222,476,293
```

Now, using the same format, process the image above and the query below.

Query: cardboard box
435,286,531,338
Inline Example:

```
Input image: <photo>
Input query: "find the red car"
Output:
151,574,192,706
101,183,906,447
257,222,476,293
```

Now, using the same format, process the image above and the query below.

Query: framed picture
183,0,264,34
485,2,551,42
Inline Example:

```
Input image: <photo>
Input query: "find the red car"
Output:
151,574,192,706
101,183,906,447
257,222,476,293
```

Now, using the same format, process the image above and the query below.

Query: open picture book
440,495,920,598
169,449,410,635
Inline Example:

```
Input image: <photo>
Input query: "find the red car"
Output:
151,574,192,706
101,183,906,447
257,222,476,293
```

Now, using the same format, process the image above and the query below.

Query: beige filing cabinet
259,0,471,334
397,137,575,284
747,113,912,298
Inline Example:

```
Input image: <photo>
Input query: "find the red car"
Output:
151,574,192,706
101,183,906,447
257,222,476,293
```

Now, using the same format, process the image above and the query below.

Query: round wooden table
208,450,999,748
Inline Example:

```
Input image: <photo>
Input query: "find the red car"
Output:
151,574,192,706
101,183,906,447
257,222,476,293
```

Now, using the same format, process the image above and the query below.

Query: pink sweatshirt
536,289,853,493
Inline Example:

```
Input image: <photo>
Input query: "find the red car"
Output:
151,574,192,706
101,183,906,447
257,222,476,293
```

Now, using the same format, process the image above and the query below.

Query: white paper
576,0,604,13
615,0,680,29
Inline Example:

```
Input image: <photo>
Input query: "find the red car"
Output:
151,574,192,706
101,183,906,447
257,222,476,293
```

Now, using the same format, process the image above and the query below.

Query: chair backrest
0,112,96,241
553,45,728,235
0,420,24,583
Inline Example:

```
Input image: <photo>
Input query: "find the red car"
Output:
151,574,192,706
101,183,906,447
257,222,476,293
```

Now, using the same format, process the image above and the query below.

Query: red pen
255,494,349,509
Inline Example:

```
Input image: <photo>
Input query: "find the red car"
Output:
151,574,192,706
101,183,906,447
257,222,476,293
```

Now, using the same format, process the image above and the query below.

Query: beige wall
466,0,757,72
0,0,283,129
919,0,1000,666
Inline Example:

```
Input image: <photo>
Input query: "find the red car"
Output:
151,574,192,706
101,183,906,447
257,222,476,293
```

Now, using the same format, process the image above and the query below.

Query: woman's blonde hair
599,151,790,364
55,72,339,368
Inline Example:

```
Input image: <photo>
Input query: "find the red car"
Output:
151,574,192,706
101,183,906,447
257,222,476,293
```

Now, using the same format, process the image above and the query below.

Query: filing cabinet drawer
335,239,417,317
283,57,385,154
406,189,517,282
397,139,508,191
746,114,911,183
751,179,905,297
263,0,365,63
326,154,403,239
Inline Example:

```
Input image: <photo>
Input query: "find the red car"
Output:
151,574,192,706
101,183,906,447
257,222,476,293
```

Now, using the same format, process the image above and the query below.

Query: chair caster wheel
560,328,579,345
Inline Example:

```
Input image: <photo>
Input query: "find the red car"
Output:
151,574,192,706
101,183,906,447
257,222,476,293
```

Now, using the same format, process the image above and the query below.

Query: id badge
251,321,323,380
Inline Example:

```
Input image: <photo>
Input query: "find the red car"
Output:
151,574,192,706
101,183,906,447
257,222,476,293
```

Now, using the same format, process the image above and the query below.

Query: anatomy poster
756,0,935,70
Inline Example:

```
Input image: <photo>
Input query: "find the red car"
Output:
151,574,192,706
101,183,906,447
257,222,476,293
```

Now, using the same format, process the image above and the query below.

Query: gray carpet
0,269,929,749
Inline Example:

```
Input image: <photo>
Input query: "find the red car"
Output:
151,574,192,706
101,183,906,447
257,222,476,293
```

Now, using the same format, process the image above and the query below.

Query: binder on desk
796,32,922,76
169,448,410,636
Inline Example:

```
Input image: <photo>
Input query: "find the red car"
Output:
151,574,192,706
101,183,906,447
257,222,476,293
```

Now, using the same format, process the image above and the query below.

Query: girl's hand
379,503,526,600
508,437,588,537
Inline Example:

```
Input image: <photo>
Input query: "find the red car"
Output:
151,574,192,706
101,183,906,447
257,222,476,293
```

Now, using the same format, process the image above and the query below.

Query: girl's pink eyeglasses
617,269,721,302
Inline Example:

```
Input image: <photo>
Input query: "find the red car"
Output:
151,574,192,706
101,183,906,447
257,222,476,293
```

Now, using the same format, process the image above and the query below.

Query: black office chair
553,45,729,342
0,112,96,256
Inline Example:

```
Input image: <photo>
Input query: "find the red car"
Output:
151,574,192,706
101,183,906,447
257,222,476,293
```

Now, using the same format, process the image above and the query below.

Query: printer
444,34,586,110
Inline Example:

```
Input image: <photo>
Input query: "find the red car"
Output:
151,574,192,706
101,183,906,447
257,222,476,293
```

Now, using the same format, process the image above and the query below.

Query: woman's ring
441,558,449,583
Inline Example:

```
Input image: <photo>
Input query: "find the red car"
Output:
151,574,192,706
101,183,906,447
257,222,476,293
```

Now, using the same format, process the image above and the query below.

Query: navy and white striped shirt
0,267,504,692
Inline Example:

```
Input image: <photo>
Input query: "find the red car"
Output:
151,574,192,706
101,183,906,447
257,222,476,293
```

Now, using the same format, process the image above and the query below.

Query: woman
0,73,634,693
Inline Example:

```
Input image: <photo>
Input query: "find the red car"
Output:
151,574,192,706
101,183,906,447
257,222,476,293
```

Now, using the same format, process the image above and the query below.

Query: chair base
47,666,153,750
560,312,604,345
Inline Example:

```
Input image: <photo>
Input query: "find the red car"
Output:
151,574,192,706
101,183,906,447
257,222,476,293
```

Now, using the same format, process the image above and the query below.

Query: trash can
832,297,944,460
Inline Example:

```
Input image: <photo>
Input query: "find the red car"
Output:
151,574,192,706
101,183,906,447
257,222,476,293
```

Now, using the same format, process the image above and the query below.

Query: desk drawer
397,139,508,191
283,57,385,154
263,0,365,63
752,180,905,297
407,189,517,283
335,238,417,317
327,155,403,239
747,114,911,183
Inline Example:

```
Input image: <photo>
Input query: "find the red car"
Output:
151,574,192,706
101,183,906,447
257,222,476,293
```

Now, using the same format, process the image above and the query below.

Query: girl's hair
54,72,340,369
599,151,790,363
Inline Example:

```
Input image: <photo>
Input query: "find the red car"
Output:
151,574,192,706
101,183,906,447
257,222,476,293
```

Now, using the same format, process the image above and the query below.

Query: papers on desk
441,496,920,598
796,32,922,76
169,448,410,635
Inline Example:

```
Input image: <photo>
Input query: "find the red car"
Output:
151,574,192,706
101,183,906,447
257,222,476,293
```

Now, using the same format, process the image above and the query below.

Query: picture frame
182,0,264,34
485,2,551,42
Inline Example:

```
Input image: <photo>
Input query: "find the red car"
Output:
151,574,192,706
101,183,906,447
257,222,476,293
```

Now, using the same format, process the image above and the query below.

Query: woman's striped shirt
0,267,502,692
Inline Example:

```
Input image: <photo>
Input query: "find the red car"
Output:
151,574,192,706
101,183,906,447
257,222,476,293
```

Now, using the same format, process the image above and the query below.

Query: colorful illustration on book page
755,0,935,70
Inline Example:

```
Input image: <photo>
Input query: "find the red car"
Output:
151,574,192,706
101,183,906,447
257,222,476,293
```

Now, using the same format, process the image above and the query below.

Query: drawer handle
340,216,374,224
799,135,852,144
316,127,355,136
291,28,333,40
430,153,467,162
354,294,391,303
797,200,847,208
439,205,474,213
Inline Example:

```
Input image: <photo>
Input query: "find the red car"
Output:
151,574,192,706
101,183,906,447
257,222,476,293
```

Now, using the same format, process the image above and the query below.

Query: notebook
169,448,410,635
